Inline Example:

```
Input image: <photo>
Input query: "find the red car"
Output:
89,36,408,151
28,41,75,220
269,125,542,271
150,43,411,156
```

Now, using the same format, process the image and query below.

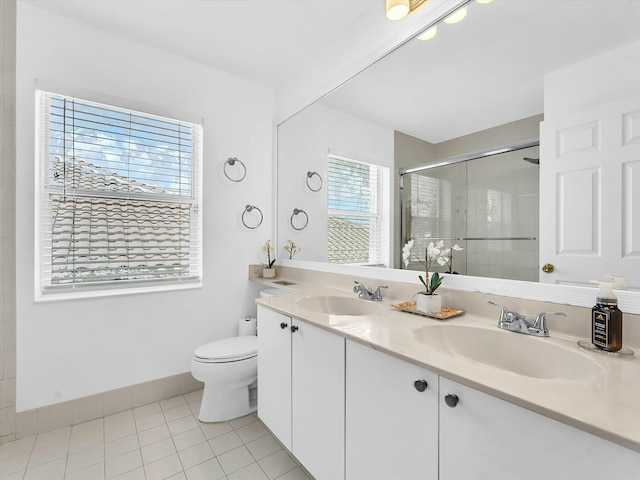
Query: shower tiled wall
0,0,17,445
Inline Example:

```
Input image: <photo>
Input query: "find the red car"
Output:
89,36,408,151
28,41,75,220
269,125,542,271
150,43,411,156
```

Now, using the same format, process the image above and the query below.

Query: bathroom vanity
254,275,640,480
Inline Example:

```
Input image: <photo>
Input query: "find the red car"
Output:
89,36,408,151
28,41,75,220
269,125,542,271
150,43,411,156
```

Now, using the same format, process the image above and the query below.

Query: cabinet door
346,340,438,480
256,305,292,451
291,319,345,480
439,377,640,479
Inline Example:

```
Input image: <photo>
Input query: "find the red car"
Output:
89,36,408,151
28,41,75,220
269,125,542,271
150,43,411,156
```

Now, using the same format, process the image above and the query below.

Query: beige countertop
253,274,640,454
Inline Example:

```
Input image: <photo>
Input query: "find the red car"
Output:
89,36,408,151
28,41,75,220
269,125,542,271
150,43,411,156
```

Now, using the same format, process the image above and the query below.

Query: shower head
523,157,539,165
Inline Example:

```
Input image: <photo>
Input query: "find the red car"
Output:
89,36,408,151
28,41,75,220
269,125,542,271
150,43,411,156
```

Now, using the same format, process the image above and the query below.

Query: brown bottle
592,282,623,352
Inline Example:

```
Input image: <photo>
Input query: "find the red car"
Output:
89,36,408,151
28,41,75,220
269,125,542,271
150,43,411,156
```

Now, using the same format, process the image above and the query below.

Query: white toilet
191,288,284,422
191,335,258,422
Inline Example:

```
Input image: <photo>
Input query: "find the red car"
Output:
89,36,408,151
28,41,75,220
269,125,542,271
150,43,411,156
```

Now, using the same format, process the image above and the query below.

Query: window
327,154,389,266
37,90,202,298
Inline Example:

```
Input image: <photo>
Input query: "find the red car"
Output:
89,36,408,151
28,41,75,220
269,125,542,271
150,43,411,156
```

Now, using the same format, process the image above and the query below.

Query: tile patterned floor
0,390,313,480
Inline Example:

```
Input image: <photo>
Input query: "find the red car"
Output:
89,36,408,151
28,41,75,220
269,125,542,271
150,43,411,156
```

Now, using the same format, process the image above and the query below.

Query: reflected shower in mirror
401,144,539,282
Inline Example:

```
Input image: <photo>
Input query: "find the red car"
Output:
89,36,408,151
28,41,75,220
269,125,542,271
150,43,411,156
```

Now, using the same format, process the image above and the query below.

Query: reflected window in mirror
327,154,390,266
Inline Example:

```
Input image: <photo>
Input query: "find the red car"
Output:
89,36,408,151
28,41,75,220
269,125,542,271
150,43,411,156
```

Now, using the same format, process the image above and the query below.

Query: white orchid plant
283,240,301,259
402,236,464,295
262,240,276,268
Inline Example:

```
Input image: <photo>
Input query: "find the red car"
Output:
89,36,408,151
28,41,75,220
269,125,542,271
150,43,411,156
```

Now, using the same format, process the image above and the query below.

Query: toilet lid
194,336,257,362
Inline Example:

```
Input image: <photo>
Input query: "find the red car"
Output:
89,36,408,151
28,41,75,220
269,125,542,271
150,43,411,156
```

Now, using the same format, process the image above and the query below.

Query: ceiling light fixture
385,0,427,21
417,24,438,41
476,0,494,4
444,5,468,24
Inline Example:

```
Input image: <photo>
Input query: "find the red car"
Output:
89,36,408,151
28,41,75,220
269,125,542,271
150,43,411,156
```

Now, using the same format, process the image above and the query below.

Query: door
346,340,438,480
540,93,640,288
256,305,292,450
291,319,345,480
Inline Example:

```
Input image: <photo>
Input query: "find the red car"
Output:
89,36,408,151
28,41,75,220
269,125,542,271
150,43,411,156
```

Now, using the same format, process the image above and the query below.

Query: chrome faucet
487,301,566,337
353,281,388,301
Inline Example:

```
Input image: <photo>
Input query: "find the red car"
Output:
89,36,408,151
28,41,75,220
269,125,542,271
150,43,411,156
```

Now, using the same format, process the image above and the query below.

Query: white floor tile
187,401,201,417
33,427,71,451
227,462,269,480
140,437,176,465
0,436,36,461
176,442,214,470
23,457,66,480
64,461,105,480
104,411,136,444
143,453,182,480
235,422,267,444
0,452,29,477
138,424,171,448
133,402,161,420
245,435,281,461
184,458,225,480
230,414,257,430
1,472,26,480
167,416,198,437
135,412,166,432
162,404,192,423
105,434,139,460
257,450,297,480
183,391,202,405
66,445,104,473
105,450,142,479
274,467,312,480
217,446,255,475
208,431,243,456
110,466,145,480
172,428,205,452
27,441,68,468
200,421,233,440
160,396,186,411
166,473,187,480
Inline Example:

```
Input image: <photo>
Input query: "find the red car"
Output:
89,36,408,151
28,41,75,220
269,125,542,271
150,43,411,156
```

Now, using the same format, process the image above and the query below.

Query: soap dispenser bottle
591,281,623,352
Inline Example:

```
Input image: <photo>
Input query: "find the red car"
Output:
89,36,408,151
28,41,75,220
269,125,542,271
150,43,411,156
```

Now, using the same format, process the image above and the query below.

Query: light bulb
386,0,410,20
417,25,438,41
476,0,494,4
444,5,468,24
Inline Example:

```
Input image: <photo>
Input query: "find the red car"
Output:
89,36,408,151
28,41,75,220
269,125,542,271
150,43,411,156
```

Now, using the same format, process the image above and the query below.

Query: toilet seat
194,336,257,363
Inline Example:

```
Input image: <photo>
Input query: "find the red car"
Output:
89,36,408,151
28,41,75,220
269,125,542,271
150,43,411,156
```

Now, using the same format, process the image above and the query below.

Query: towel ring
290,208,309,231
306,171,322,192
224,157,247,182
242,204,263,229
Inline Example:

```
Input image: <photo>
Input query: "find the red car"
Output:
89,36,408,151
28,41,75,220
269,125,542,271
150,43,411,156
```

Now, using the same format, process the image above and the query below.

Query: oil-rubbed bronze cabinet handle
542,263,555,273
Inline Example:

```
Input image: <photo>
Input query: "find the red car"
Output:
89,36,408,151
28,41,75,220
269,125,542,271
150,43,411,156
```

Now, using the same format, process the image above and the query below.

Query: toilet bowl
191,336,258,422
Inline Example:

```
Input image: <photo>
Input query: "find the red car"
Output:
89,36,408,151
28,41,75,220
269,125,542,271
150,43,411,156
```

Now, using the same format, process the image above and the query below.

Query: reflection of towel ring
224,157,247,182
290,208,309,231
242,205,263,229
306,171,322,192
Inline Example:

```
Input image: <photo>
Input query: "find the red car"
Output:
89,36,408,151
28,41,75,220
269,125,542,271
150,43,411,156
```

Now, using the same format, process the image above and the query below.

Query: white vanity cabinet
345,340,438,480
257,305,345,480
439,376,640,479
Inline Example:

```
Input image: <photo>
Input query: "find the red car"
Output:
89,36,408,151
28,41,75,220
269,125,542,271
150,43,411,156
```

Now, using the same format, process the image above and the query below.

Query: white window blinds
327,154,390,266
37,90,203,294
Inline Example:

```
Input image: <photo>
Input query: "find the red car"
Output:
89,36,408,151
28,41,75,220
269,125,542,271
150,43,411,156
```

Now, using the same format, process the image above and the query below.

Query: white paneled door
540,93,640,288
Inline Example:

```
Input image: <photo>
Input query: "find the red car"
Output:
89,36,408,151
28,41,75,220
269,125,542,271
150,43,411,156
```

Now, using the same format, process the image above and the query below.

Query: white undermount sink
295,295,383,316
413,324,604,381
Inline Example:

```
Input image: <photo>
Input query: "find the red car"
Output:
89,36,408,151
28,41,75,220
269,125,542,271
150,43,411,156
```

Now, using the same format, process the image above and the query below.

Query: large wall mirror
277,1,640,304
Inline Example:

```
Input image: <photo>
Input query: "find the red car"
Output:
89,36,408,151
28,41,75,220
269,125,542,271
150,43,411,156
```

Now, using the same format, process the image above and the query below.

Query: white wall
544,39,640,120
277,103,393,265
16,4,275,411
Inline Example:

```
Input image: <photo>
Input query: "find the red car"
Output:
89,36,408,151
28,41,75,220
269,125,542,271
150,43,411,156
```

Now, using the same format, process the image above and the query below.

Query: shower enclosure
400,144,539,282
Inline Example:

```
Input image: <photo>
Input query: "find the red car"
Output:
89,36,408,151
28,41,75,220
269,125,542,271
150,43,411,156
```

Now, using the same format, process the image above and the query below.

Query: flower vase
263,267,276,279
416,293,442,314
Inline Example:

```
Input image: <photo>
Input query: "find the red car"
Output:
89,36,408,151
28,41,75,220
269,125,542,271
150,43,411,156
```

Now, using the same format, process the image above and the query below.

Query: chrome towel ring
306,171,322,192
224,157,247,182
290,208,309,231
242,204,263,229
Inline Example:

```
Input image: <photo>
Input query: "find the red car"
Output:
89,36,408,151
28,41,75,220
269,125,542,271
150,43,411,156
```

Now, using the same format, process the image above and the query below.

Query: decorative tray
391,301,465,320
